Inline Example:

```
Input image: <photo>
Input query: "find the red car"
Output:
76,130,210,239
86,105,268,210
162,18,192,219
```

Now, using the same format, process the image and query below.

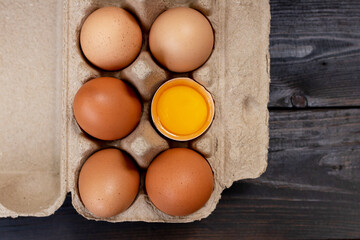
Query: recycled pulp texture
0,0,270,222
0,0,65,217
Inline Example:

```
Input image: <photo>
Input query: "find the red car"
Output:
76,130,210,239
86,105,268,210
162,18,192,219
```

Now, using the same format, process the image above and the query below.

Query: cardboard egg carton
0,0,270,222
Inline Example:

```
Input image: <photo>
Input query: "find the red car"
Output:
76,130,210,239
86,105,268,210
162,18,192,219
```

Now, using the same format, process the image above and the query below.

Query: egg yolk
157,85,208,135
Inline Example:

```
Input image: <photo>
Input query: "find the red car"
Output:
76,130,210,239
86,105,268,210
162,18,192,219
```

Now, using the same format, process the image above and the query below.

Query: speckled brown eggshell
80,7,142,71
149,7,214,73
145,148,214,216
78,148,140,218
73,77,142,141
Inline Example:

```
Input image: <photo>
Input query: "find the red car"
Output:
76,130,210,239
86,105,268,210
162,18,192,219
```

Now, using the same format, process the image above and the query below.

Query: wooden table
1,1,360,239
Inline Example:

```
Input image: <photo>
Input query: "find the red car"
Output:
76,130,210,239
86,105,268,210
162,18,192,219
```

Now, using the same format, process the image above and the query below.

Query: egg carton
0,0,270,222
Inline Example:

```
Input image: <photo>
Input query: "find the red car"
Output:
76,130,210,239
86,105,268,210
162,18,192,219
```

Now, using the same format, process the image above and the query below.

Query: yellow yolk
157,85,208,135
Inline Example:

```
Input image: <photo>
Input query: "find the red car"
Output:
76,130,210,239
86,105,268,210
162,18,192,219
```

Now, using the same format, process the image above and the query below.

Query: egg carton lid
0,0,67,217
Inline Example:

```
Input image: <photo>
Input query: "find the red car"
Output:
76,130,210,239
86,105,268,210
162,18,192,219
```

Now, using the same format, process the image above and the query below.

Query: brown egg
73,77,141,141
78,148,140,218
145,148,214,216
149,7,214,72
80,7,142,71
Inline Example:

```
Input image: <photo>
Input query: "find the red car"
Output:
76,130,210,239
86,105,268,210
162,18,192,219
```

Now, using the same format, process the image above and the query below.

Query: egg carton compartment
0,0,269,220
64,0,270,223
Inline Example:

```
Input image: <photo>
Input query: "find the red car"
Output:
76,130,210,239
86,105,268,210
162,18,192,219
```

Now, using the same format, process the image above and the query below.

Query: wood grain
269,0,360,108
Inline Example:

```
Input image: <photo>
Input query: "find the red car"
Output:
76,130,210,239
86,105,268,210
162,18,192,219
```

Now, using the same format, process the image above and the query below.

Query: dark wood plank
269,0,360,108
1,109,360,239
243,108,360,238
